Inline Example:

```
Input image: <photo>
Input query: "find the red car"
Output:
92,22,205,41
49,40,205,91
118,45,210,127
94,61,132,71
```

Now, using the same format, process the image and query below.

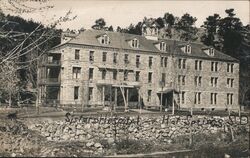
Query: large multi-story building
38,26,239,111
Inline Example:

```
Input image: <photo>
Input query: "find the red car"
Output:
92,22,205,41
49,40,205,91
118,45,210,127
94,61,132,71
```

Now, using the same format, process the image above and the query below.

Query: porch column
160,92,163,112
126,88,129,111
102,86,105,107
138,88,141,114
114,87,117,112
172,91,175,115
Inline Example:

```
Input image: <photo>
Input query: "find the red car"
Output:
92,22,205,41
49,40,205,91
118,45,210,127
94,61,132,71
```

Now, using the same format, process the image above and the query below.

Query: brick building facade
38,28,239,111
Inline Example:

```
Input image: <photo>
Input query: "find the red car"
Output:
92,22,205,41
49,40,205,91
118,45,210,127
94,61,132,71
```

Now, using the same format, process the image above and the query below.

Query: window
209,48,214,56
89,51,94,62
124,70,128,81
210,93,217,104
160,42,167,51
211,62,218,72
183,59,186,69
113,53,118,63
161,73,166,84
178,75,181,85
73,67,81,79
75,49,80,60
195,76,202,87
199,61,202,70
148,72,152,83
161,57,164,67
113,70,117,80
211,77,218,87
164,57,167,67
88,87,93,101
178,75,185,85
184,45,191,53
132,39,139,48
135,71,140,82
89,68,94,80
149,56,153,68
101,35,109,45
147,90,152,102
227,78,234,88
195,60,202,70
102,69,106,80
124,54,129,64
227,63,234,73
178,59,182,69
74,86,79,100
182,76,186,85
194,92,201,104
102,52,107,62
178,58,186,69
136,55,140,68
227,93,233,105
181,91,185,104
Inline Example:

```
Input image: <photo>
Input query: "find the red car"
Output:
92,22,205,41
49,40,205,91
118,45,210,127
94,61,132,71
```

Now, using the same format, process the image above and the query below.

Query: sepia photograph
0,0,249,157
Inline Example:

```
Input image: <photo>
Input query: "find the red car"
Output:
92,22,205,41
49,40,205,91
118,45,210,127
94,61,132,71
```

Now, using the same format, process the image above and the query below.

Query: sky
6,0,250,30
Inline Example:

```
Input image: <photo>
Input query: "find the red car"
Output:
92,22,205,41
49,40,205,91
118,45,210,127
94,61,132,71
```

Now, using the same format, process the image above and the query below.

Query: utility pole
36,52,40,115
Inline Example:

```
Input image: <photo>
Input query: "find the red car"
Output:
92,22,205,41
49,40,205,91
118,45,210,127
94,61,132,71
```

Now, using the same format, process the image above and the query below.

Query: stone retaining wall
29,114,249,149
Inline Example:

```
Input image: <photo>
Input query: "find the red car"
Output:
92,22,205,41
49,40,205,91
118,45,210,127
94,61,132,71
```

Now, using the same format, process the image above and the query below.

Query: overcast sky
11,0,250,30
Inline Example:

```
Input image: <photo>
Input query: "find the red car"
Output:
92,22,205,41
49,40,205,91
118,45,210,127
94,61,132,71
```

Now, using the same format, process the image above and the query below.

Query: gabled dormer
128,38,139,48
97,34,110,45
203,47,215,57
180,44,192,54
154,41,168,52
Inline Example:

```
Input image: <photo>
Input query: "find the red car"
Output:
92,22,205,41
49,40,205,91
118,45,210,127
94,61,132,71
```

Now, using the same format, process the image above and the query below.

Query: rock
107,138,115,144
76,130,85,136
161,124,166,128
94,142,102,148
152,128,155,133
45,132,50,137
61,133,71,140
106,134,111,138
11,153,16,157
84,124,91,129
86,141,94,147
47,136,53,141
167,139,172,144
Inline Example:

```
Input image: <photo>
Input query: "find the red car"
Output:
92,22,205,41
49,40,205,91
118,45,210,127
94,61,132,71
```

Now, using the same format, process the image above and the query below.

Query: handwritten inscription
65,113,248,128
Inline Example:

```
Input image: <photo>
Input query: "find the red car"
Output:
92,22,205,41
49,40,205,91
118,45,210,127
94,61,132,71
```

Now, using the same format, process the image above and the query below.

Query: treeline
91,9,249,60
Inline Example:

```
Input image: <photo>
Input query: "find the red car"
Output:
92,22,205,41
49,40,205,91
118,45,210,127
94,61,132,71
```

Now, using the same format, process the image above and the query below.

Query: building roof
54,29,238,62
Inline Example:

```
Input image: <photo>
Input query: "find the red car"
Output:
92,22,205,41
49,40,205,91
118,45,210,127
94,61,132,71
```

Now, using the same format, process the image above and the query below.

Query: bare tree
0,0,76,109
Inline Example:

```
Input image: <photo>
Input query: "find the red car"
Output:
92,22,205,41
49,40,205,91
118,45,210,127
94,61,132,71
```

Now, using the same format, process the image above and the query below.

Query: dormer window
160,42,167,51
131,38,139,48
203,47,215,56
100,34,110,45
184,45,191,54
209,48,214,56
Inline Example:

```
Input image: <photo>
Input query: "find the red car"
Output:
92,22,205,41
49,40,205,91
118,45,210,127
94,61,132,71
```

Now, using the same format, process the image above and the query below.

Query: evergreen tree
201,14,221,47
218,9,243,57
